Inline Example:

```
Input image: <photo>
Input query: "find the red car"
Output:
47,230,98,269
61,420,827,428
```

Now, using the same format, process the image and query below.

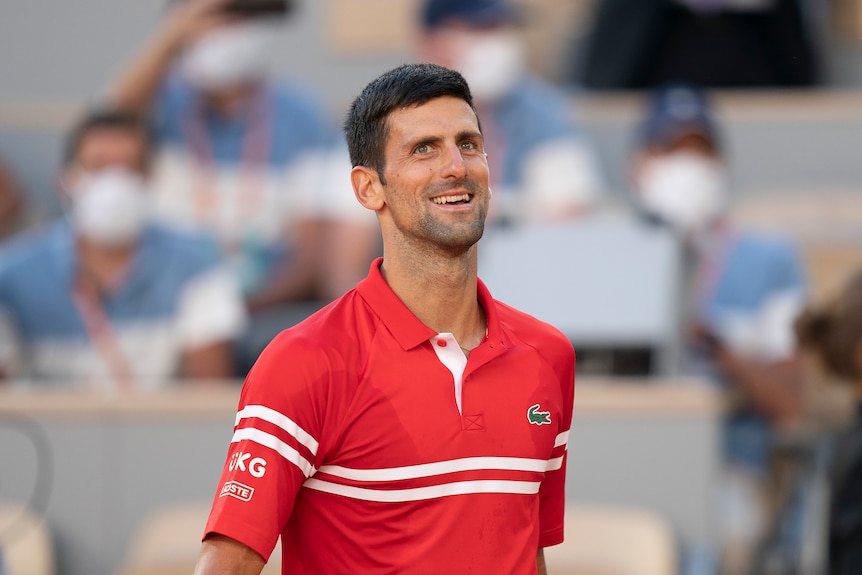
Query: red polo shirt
205,258,576,574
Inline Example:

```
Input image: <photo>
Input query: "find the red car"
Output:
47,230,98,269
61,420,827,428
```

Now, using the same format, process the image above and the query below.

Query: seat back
115,502,281,575
478,213,683,374
543,503,677,575
0,503,54,575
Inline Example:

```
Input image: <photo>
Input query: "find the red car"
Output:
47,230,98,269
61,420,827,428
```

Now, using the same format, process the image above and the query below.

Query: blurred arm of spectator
313,145,380,302
109,0,234,115
698,325,804,425
247,142,380,310
0,161,24,240
174,263,248,380
243,218,322,313
317,217,380,301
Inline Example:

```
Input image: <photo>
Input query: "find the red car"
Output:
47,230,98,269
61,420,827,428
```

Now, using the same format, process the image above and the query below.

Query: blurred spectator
417,0,606,226
796,270,862,574
106,0,378,359
0,109,247,389
577,0,818,89
0,160,24,241
630,83,808,573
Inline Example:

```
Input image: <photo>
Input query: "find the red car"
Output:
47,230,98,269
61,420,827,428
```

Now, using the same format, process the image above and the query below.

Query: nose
440,142,467,179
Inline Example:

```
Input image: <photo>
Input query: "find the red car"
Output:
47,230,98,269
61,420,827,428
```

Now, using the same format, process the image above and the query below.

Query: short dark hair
343,63,478,182
64,108,155,168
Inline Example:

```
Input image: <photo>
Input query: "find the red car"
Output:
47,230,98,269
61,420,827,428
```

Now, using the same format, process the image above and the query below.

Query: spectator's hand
690,322,723,356
157,0,239,55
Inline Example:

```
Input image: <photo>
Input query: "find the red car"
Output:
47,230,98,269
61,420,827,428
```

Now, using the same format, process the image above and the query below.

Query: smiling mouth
431,193,471,205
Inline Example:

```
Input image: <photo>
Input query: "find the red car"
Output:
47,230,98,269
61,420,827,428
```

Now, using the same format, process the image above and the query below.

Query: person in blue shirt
630,82,808,574
417,0,606,227
108,0,379,370
0,109,247,388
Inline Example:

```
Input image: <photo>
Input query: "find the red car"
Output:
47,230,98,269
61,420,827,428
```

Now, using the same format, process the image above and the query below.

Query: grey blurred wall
0,0,406,116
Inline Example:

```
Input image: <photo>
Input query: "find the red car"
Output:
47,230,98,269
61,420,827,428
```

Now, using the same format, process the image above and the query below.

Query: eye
460,139,483,153
414,143,431,154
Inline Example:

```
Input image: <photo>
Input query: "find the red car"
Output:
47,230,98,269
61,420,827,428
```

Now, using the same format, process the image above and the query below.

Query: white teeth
432,194,470,204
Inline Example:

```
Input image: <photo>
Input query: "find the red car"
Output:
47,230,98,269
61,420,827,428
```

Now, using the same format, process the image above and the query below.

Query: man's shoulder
256,290,372,367
724,228,805,284
142,225,220,267
493,299,574,354
0,221,67,281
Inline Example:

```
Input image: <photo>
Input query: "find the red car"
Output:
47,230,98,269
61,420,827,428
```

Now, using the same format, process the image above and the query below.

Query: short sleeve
538,339,576,548
175,264,248,349
521,137,605,219
203,332,340,560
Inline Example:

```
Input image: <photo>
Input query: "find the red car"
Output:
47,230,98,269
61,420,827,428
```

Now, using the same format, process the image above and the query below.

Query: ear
351,166,385,212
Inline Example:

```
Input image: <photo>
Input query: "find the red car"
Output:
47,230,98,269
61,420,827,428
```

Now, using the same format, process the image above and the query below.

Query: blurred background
4,0,862,574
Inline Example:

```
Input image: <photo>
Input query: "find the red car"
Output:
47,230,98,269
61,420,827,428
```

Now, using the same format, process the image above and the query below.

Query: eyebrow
404,130,484,150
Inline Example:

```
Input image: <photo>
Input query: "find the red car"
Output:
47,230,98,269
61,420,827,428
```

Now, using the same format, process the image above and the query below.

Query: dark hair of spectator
343,63,478,184
796,270,862,381
64,108,155,168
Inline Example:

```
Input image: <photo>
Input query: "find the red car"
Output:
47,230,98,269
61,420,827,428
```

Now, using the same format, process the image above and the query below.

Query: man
109,0,379,368
631,83,807,573
194,63,575,574
418,0,605,225
0,109,247,388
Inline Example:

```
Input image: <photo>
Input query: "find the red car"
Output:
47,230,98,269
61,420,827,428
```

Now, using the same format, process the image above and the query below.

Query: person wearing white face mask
417,0,606,226
0,109,247,388
107,0,380,373
631,83,809,575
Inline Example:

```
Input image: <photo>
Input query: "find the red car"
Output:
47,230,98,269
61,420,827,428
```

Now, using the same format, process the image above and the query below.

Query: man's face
62,126,152,247
377,95,490,253
70,127,148,181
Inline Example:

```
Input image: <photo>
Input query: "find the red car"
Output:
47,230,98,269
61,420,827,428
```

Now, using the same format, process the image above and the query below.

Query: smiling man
194,63,575,575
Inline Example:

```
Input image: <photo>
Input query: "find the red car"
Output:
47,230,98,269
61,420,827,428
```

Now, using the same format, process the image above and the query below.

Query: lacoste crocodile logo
527,404,551,426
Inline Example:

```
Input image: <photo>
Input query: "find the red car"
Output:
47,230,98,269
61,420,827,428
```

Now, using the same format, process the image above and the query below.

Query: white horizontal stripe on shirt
547,456,564,472
554,430,570,448
231,427,316,478
304,478,541,502
318,456,554,483
235,404,319,455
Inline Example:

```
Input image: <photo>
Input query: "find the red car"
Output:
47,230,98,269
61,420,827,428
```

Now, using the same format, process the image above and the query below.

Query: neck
380,244,486,351
77,237,135,294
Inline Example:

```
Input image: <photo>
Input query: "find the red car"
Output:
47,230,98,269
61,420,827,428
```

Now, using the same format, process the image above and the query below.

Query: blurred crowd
2,0,862,573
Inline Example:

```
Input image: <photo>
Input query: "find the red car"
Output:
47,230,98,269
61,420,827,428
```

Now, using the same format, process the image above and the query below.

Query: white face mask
181,22,274,91
69,168,149,247
452,30,525,103
637,152,728,236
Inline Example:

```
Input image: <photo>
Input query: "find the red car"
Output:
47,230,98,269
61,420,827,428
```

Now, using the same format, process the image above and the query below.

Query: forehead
650,132,717,157
385,96,480,147
75,127,147,167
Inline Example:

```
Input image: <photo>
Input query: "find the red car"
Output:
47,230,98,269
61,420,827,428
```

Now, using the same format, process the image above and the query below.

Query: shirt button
437,340,447,347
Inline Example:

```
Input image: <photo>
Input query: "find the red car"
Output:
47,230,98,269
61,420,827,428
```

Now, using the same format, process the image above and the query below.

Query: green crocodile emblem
527,404,551,426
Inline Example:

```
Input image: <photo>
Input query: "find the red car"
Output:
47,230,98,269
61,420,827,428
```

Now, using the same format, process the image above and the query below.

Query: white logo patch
220,480,254,502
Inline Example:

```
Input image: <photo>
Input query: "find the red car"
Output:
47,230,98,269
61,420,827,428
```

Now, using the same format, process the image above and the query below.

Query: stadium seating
0,502,55,575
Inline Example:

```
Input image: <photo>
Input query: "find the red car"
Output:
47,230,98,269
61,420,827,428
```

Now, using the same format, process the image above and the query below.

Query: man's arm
109,0,233,114
193,534,266,575
182,340,238,380
713,346,804,424
537,548,548,575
